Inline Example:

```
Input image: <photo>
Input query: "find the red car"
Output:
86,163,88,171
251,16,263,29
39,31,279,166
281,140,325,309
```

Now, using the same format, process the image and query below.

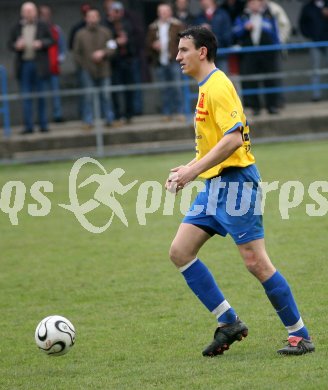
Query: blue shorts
183,164,264,245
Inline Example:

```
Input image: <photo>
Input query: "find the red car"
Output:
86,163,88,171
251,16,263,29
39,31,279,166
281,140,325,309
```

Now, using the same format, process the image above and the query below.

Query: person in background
8,1,54,134
73,8,115,129
68,3,91,51
117,6,148,117
195,0,232,74
68,3,91,118
265,0,291,109
221,0,245,23
299,0,328,102
174,0,195,27
267,0,291,44
127,9,148,117
39,4,66,123
221,0,245,77
103,0,115,12
103,1,139,124
146,2,185,122
233,0,280,115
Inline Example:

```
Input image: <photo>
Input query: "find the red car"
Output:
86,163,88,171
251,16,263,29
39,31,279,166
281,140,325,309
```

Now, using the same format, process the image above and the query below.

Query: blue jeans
154,62,183,116
310,47,328,100
112,58,135,120
44,74,63,120
131,57,143,115
80,70,114,125
20,60,47,131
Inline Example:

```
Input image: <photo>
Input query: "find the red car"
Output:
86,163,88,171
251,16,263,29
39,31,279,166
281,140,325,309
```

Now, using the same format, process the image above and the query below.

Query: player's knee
241,247,274,280
169,243,183,266
169,242,194,267
241,248,262,275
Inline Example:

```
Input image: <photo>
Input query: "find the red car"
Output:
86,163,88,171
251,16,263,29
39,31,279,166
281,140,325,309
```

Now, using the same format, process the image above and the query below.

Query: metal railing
0,40,327,157
0,80,191,156
183,40,328,119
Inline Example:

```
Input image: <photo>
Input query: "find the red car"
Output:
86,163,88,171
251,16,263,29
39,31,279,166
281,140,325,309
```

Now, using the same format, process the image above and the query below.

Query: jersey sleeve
212,84,244,135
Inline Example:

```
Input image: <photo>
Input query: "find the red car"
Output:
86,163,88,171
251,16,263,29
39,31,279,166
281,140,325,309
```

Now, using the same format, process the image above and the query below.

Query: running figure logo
59,157,138,233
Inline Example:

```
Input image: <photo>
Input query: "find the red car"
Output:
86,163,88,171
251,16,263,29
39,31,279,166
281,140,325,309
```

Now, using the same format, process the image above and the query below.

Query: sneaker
277,336,315,355
202,317,248,357
112,119,125,128
20,128,33,135
53,117,65,123
82,124,94,131
267,107,279,115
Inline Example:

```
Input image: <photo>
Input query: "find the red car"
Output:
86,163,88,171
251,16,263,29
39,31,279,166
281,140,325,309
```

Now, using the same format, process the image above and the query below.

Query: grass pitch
0,141,328,389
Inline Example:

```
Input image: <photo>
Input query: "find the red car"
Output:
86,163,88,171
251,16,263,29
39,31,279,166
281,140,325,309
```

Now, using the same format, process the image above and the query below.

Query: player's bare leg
169,223,211,268
237,238,276,282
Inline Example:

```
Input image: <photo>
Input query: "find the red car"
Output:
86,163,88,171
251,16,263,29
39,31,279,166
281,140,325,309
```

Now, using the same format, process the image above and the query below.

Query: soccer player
166,26,314,356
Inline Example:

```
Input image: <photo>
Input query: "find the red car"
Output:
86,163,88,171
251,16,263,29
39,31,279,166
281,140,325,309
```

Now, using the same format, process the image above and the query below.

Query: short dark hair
178,26,218,62
80,3,91,15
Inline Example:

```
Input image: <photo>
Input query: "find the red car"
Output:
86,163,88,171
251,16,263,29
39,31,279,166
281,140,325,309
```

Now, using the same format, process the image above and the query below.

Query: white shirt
22,23,37,60
250,13,262,45
158,21,169,65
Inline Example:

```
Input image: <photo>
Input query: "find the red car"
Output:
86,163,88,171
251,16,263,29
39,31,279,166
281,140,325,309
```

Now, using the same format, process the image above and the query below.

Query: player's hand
92,50,105,62
152,40,161,51
15,37,25,50
116,33,128,46
169,165,198,191
33,40,43,49
165,166,185,194
165,172,178,194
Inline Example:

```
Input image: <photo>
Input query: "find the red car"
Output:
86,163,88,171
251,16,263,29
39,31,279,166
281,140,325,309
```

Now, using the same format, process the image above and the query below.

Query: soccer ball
35,315,76,356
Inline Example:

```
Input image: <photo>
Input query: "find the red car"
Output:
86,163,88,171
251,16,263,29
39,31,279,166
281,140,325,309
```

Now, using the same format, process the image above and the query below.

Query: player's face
86,10,100,26
176,37,204,78
157,4,172,21
21,3,38,22
247,0,264,12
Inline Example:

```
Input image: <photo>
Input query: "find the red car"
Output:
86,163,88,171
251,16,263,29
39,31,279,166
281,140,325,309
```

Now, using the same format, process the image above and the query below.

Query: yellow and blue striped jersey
194,69,255,179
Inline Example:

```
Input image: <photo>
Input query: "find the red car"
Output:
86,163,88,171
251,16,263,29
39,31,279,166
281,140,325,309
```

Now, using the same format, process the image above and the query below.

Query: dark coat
233,8,280,46
8,20,54,79
103,16,138,63
299,0,328,41
221,0,246,22
194,7,232,48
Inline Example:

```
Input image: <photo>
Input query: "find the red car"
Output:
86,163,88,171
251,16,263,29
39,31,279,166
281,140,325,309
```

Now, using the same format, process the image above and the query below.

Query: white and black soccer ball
35,315,76,356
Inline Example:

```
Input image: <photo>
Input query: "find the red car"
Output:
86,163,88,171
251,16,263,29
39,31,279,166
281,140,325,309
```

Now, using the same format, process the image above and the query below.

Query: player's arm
191,130,243,176
172,129,243,188
186,158,197,167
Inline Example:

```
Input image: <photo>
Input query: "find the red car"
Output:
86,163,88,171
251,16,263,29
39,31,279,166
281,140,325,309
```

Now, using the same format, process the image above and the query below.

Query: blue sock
262,271,309,339
180,258,237,324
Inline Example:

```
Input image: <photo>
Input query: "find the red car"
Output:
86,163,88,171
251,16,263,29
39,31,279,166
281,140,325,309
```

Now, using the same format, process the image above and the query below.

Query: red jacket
48,24,60,75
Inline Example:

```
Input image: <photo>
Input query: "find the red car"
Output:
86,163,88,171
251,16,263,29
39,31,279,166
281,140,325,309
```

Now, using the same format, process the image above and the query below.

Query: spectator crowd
7,0,328,134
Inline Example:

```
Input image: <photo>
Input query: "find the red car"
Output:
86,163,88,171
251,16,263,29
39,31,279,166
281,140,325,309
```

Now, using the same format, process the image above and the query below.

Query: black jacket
8,20,54,79
299,1,328,41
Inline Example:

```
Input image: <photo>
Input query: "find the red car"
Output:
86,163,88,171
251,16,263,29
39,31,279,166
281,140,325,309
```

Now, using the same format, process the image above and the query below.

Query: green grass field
1,141,328,390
